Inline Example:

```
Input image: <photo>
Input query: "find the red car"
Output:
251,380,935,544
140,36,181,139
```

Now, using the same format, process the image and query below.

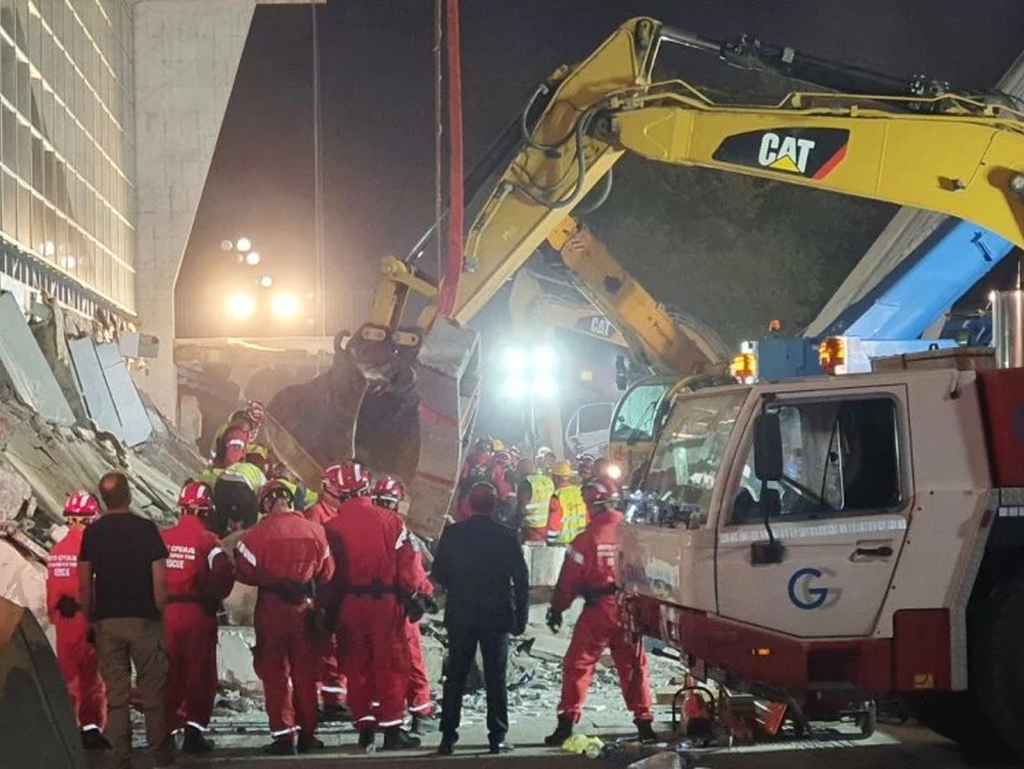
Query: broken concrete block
0,463,32,522
218,626,261,695
222,581,257,627
0,538,49,636
628,751,681,769
523,543,565,587
528,633,571,662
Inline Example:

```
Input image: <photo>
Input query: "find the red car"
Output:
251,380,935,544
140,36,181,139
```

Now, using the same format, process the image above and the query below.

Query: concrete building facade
0,0,317,421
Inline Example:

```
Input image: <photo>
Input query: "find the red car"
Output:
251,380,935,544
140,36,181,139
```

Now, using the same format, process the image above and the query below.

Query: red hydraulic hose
436,0,463,319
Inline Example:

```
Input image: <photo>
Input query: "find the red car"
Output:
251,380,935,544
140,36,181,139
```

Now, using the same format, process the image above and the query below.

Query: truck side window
730,397,902,523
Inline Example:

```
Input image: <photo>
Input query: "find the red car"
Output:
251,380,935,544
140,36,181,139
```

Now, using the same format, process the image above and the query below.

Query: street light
245,251,261,266
259,275,274,288
225,291,256,320
270,291,301,320
236,237,253,253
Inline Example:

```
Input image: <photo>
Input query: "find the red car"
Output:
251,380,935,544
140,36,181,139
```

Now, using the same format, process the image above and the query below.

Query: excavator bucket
265,318,481,541
0,597,87,768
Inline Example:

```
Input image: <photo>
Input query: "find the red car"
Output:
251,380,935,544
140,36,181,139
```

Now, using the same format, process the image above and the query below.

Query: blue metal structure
823,220,1014,340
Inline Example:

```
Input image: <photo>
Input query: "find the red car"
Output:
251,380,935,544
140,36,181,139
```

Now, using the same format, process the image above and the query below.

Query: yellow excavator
267,16,1024,540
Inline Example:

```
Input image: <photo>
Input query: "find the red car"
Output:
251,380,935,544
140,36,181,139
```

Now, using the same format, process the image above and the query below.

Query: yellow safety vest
552,485,587,545
197,467,224,488
523,473,555,531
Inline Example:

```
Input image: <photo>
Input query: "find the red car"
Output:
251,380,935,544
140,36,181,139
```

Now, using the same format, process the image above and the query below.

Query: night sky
175,0,1024,343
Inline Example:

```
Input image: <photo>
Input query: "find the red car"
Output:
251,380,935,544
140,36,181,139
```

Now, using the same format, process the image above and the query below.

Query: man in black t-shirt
79,471,172,769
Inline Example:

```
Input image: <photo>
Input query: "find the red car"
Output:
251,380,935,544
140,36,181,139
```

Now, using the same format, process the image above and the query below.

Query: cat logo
712,127,850,180
589,316,613,337
758,133,816,174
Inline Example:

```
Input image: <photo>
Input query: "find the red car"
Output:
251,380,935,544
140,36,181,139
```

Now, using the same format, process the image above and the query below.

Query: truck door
715,387,911,637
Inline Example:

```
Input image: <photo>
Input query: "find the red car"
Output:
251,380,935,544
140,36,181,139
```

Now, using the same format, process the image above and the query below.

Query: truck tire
906,691,998,747
967,564,1024,758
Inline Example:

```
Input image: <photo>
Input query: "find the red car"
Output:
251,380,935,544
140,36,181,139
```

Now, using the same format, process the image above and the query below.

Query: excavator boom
266,15,1024,540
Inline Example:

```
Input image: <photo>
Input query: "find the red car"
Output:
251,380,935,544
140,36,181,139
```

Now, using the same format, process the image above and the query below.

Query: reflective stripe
523,474,555,530
354,716,377,726
81,724,100,732
235,541,257,567
378,718,404,728
395,525,409,550
206,546,224,570
271,726,298,737
409,702,433,713
186,721,207,732
552,485,587,544
568,547,585,566
717,517,907,544
320,686,346,694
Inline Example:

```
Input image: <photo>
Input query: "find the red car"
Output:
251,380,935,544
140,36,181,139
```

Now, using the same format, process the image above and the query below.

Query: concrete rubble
0,288,688,739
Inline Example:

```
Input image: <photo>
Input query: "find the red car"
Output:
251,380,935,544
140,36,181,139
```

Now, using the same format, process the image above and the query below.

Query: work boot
411,713,438,734
319,702,352,722
436,736,455,756
381,726,421,750
544,716,574,747
182,725,214,754
262,736,297,756
80,729,111,751
636,719,658,742
358,729,375,749
297,734,325,753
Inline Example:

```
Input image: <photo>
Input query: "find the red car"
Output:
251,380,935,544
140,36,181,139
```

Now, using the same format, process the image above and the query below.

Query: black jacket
431,514,530,633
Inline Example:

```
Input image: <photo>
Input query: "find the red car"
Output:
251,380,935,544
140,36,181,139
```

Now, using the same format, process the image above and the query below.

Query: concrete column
131,0,258,421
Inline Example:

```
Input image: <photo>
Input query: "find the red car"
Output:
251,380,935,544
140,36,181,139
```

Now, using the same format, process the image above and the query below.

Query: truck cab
618,355,1024,755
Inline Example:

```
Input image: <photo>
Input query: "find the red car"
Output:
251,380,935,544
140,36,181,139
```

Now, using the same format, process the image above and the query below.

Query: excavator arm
267,16,1024,540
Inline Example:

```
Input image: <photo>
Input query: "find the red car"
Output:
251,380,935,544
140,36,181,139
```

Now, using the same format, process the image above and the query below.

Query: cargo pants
95,617,171,768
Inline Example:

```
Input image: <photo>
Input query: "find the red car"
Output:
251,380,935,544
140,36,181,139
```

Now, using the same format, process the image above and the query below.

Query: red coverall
550,509,653,723
302,499,347,708
405,546,434,717
161,515,236,733
323,496,419,730
235,509,335,739
46,525,106,732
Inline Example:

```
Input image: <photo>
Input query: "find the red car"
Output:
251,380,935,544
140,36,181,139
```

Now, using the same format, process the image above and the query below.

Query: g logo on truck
787,567,840,610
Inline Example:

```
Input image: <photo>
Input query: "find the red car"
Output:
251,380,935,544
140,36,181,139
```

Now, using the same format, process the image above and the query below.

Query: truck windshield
610,382,671,442
628,389,748,529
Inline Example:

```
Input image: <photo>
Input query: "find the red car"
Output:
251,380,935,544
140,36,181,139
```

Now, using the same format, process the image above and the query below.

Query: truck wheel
968,565,1024,758
906,691,997,747
856,701,876,738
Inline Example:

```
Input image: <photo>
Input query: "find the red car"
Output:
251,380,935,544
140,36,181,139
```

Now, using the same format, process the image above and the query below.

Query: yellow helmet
491,438,505,452
551,460,573,477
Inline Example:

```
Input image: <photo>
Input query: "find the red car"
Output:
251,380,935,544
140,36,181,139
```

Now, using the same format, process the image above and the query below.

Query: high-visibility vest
552,485,587,545
277,478,318,511
522,473,555,531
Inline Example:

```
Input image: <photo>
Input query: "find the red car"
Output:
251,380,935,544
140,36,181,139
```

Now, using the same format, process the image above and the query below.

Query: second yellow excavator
267,16,1024,540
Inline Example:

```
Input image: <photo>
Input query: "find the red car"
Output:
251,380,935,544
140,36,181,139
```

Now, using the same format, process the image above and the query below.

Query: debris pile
0,291,203,635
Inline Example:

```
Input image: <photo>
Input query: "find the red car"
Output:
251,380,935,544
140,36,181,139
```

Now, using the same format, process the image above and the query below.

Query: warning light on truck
819,336,848,374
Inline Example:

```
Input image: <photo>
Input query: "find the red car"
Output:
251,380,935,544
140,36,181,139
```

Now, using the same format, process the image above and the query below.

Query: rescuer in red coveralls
161,481,236,753
46,490,110,751
321,461,424,751
370,475,440,734
234,480,335,755
543,478,656,747
302,464,351,722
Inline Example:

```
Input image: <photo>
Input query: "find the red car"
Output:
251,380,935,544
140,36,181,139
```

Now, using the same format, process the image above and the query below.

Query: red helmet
64,490,100,519
473,436,492,453
467,481,497,515
576,453,596,476
322,464,346,497
582,477,621,510
257,479,294,512
492,450,512,467
246,399,265,426
178,481,213,514
371,476,406,508
338,460,371,496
